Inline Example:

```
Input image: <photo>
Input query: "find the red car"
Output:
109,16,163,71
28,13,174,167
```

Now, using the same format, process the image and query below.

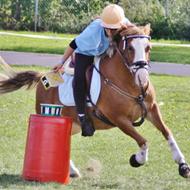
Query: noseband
116,34,151,74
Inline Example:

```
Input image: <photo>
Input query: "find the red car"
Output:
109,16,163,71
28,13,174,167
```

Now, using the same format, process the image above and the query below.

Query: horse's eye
127,46,134,51
146,45,151,52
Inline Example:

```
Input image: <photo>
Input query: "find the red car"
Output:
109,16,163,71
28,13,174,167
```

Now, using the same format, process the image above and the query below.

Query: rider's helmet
101,4,125,29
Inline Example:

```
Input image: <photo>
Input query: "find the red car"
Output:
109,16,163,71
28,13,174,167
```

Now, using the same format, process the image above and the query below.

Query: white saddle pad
58,57,101,106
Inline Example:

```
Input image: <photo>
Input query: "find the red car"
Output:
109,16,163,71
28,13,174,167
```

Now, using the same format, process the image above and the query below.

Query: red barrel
22,114,72,184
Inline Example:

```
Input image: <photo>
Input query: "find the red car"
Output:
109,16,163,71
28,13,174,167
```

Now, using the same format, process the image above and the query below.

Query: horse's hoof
70,160,81,178
129,154,143,168
70,173,81,178
179,163,190,178
70,168,81,178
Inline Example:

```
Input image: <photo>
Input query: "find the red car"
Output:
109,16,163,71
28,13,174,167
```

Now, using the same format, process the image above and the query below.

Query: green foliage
0,0,190,39
37,0,114,33
121,0,190,40
0,0,35,30
121,0,167,39
168,0,190,40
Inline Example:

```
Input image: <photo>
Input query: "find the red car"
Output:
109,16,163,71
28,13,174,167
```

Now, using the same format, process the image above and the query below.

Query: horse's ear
144,24,151,35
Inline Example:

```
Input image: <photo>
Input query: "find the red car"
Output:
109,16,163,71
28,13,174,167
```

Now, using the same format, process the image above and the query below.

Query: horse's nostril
136,61,147,66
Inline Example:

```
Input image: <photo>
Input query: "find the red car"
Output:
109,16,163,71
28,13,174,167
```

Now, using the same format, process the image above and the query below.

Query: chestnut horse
0,24,189,178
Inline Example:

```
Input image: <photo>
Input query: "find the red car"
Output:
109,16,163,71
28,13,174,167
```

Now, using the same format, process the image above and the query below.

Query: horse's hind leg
147,102,190,178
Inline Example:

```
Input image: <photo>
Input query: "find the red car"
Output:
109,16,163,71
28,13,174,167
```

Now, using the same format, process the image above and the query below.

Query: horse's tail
0,73,9,81
0,71,42,94
0,56,42,94
0,56,17,78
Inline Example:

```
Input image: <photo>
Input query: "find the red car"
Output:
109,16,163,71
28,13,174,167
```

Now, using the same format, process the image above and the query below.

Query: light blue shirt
75,18,130,56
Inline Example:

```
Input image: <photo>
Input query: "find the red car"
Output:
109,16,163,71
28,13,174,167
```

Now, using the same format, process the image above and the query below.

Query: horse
0,24,190,178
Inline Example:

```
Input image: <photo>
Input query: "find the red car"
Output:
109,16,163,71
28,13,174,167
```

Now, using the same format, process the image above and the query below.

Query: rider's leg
73,53,95,137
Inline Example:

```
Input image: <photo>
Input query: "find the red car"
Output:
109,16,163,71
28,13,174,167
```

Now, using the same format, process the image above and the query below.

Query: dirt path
1,51,190,76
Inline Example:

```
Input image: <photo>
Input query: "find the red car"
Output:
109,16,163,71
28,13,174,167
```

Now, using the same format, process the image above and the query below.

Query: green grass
153,38,190,44
1,30,190,44
0,65,190,189
151,46,190,64
1,31,190,64
0,35,69,54
0,30,77,38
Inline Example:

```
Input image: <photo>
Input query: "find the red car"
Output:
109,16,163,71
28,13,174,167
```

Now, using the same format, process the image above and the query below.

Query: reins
116,34,151,74
93,34,151,127
93,65,149,127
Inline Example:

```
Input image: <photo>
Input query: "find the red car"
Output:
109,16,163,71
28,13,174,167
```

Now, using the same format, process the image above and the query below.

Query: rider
53,4,132,137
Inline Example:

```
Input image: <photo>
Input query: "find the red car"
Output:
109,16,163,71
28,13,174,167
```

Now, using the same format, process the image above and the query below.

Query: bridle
93,34,151,127
116,34,151,75
115,34,151,126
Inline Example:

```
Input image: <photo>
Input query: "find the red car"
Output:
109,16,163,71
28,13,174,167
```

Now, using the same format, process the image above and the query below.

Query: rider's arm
60,39,77,64
53,39,77,72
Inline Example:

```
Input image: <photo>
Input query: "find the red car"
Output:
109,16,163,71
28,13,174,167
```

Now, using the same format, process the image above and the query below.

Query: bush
121,0,190,40
0,0,190,40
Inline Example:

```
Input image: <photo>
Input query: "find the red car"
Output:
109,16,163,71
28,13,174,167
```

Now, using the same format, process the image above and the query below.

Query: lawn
0,35,69,55
1,31,190,64
0,66,190,190
151,46,190,64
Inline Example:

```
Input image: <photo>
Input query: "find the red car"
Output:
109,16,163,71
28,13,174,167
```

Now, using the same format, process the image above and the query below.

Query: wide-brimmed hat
101,4,125,29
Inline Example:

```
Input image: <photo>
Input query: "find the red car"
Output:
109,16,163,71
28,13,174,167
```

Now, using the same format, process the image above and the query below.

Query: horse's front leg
147,102,190,178
116,117,149,167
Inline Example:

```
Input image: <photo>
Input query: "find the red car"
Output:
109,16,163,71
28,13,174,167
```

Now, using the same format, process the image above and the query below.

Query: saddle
40,55,114,126
61,55,115,127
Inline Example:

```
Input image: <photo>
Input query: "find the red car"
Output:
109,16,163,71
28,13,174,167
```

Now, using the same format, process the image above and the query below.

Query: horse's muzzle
132,61,150,87
130,61,150,73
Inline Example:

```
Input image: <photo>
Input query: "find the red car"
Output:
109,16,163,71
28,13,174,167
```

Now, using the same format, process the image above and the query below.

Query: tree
0,0,34,30
121,0,168,38
0,0,190,39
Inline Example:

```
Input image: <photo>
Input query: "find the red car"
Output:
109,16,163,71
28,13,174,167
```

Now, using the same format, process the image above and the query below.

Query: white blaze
131,38,149,63
131,38,150,86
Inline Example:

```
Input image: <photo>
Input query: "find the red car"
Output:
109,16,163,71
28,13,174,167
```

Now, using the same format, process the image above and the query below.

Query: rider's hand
53,62,64,73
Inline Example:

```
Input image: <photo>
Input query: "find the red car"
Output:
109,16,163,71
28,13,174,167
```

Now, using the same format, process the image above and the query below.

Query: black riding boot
78,115,95,137
73,53,95,137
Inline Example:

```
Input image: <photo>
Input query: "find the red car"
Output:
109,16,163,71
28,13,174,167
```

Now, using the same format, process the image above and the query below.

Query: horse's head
113,24,151,87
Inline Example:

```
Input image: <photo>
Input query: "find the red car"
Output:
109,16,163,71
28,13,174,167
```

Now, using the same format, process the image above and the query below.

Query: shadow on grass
0,173,45,188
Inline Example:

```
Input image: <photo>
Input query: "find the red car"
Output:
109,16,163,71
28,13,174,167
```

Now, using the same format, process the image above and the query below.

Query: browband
126,35,151,40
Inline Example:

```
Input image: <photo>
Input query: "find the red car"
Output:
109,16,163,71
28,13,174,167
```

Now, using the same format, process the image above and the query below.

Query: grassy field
0,66,190,190
1,31,190,64
151,46,190,64
0,35,69,55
